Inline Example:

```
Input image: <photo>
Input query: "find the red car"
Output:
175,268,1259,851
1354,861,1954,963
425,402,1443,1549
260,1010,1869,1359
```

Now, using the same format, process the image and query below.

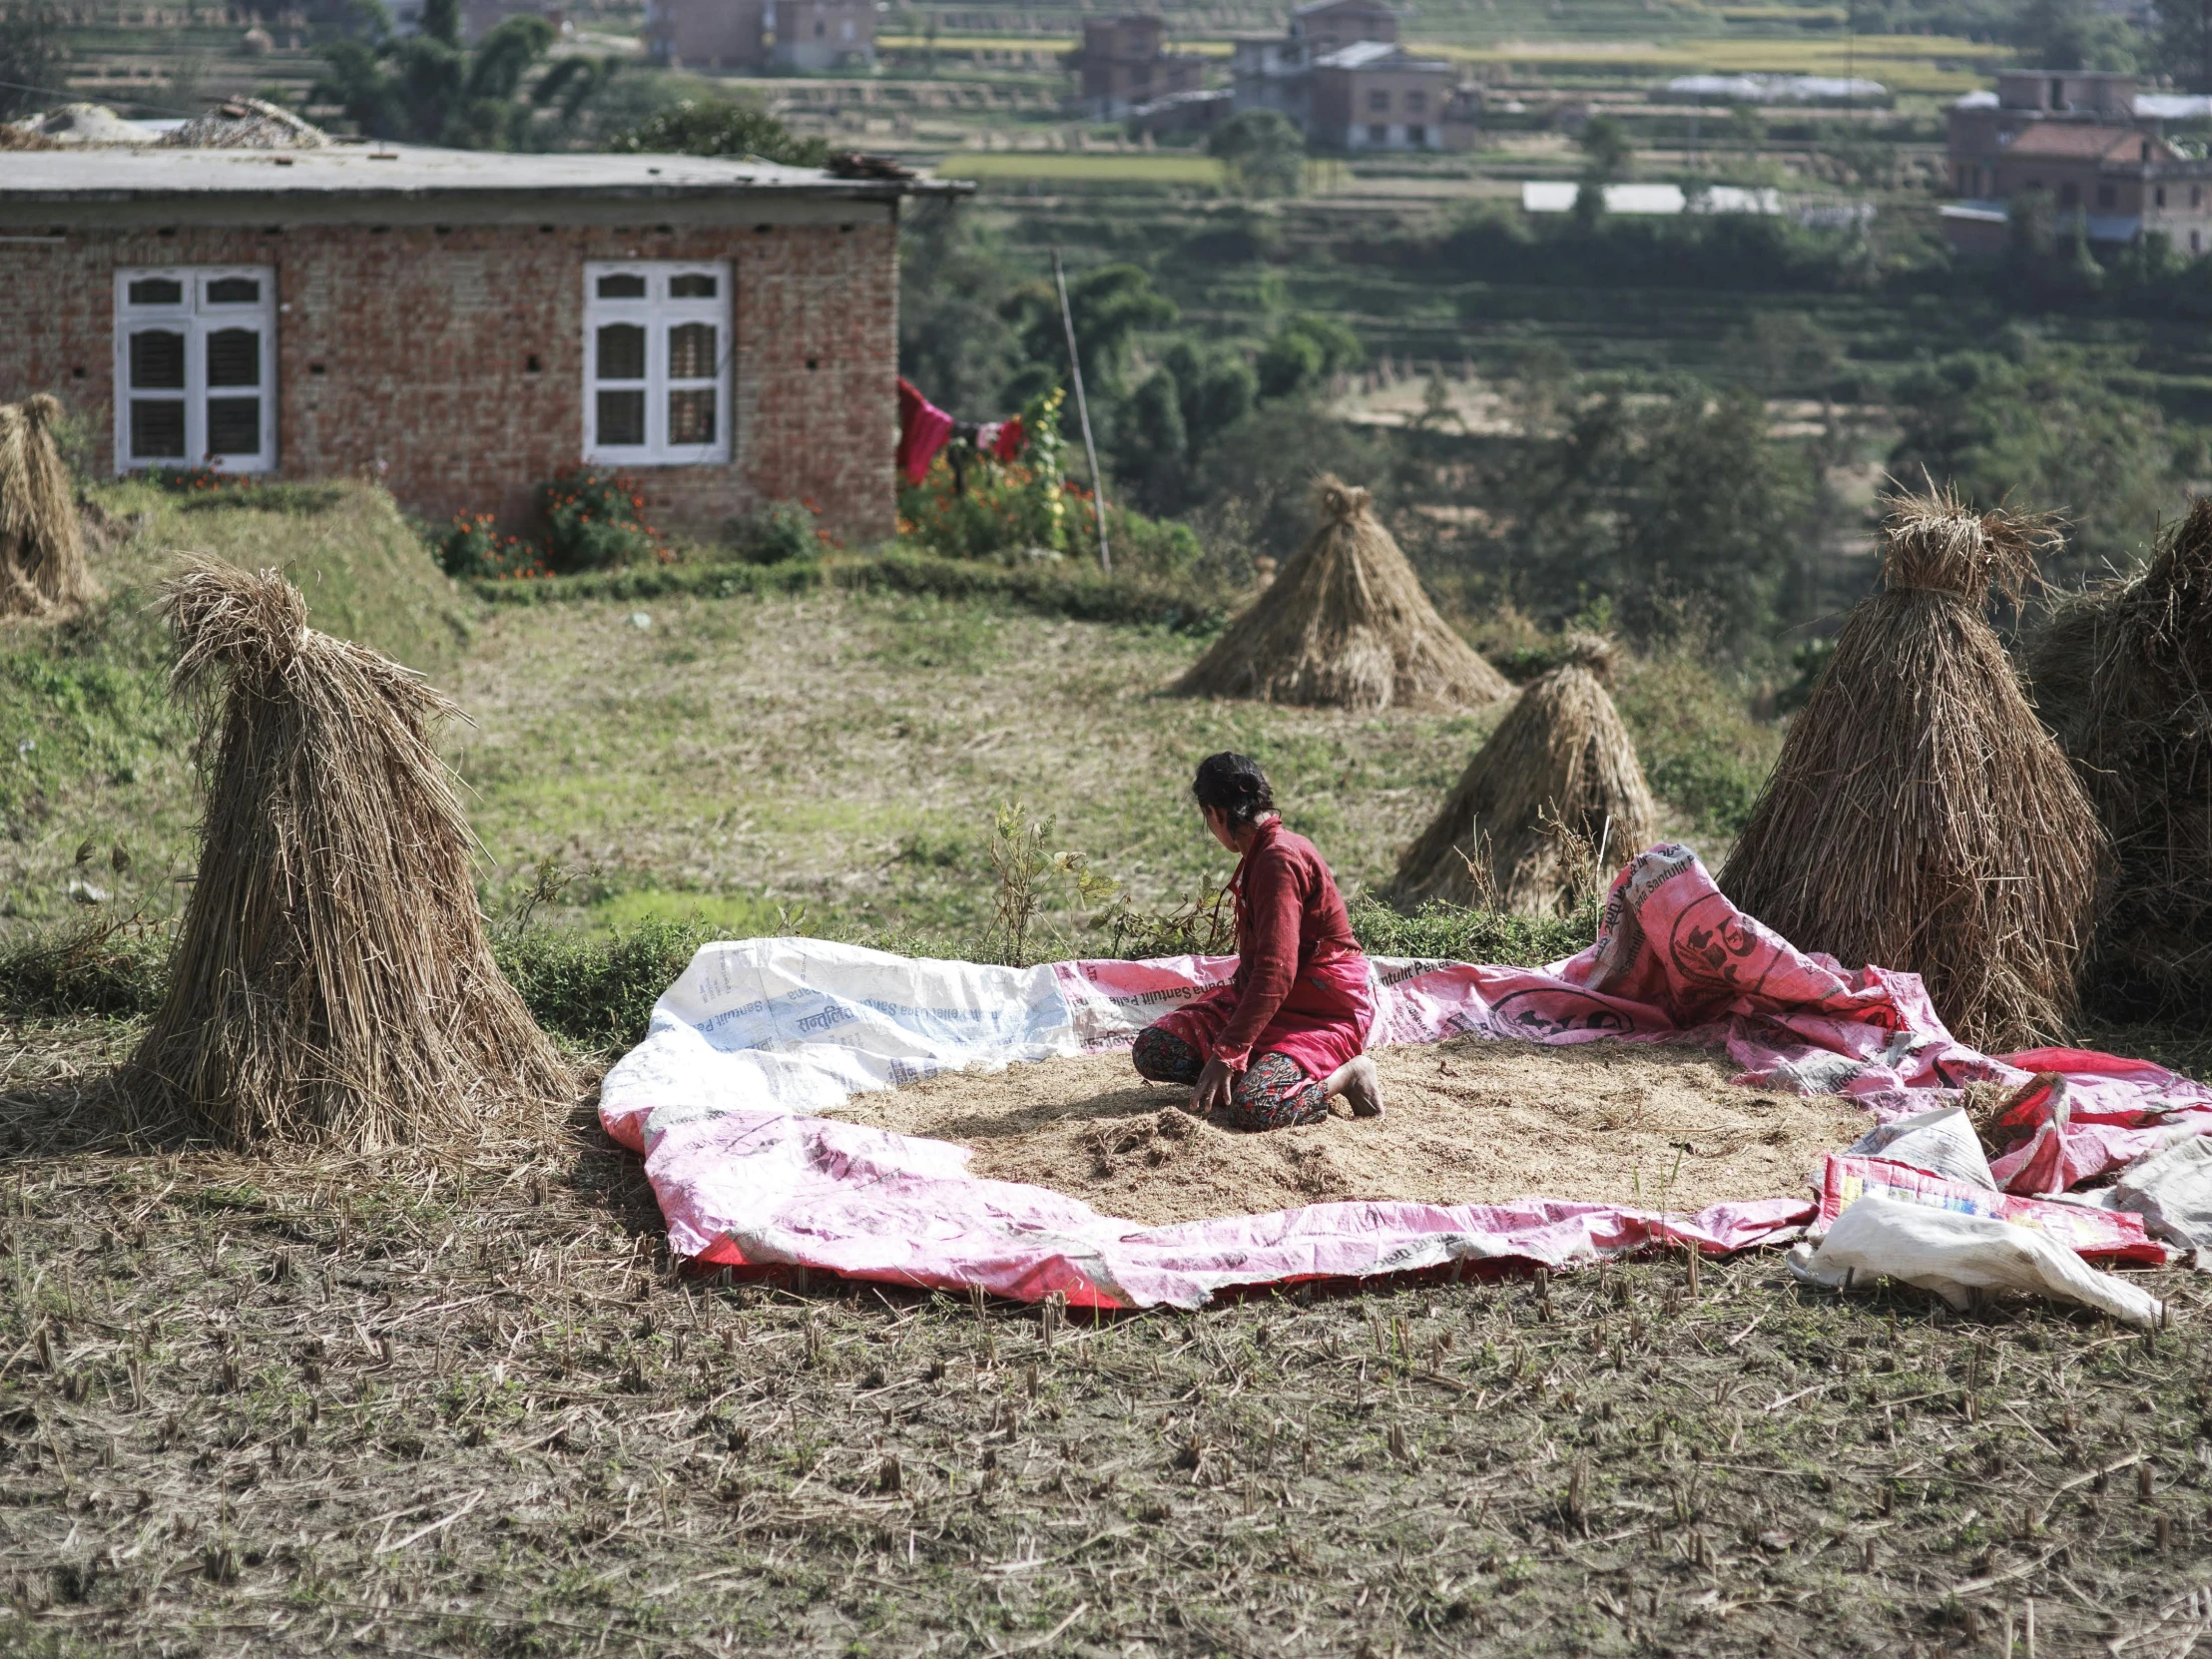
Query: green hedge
465,551,1229,636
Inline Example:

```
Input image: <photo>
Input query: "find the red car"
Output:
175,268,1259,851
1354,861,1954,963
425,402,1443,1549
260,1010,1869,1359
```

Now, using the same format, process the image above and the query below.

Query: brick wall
0,211,900,546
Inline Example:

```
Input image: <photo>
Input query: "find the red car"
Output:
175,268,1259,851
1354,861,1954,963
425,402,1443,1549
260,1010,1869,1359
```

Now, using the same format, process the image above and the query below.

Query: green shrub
1347,896,1594,969
539,467,667,573
493,920,716,1048
436,511,549,580
0,919,169,1019
727,502,822,566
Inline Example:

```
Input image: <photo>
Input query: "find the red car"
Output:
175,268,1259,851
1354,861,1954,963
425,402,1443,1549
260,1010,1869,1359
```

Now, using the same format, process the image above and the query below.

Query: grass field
934,152,1228,186
5,490,2210,1656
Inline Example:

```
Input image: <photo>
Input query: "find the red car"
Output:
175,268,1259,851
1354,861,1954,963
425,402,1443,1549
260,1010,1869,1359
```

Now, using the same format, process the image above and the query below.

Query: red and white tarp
599,845,2212,1309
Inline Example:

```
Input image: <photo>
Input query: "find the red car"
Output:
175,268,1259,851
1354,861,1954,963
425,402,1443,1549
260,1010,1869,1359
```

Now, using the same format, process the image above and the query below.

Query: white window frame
113,266,277,475
582,261,733,466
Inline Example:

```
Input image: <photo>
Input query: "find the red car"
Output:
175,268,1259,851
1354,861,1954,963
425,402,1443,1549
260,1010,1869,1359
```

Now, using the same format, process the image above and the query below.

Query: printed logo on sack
1487,989,1636,1041
1666,891,1774,1002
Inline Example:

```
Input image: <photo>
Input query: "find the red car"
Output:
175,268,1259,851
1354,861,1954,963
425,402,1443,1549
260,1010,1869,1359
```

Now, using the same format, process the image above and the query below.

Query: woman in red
1132,753,1383,1129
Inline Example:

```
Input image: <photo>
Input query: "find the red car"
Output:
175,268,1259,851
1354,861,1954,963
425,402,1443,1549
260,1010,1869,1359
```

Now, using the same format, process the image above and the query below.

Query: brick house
1076,14,1211,119
645,0,766,70
1942,69,2212,256
646,0,873,70
1230,0,1473,148
1308,41,1474,151
0,147,961,545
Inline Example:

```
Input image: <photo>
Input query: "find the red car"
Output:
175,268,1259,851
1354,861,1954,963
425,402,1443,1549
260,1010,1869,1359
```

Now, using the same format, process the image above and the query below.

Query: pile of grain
831,1039,1865,1227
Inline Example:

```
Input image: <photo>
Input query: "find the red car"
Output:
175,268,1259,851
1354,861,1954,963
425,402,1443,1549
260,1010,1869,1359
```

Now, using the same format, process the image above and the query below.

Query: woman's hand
1194,1057,1241,1116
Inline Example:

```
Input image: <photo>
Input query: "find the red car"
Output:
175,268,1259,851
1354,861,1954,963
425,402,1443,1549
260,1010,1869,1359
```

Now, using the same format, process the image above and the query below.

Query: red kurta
1151,817,1373,1081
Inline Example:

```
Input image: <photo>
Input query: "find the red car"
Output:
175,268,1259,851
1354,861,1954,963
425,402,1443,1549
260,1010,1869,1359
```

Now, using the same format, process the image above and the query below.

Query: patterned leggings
1130,1027,1332,1131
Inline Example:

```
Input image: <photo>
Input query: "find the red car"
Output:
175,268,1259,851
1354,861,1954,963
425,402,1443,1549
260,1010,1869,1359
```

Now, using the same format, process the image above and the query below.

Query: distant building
769,0,875,70
1076,15,1210,119
1230,2,1473,151
389,0,564,41
646,0,764,69
1943,71,2212,256
645,0,873,70
1309,41,1474,151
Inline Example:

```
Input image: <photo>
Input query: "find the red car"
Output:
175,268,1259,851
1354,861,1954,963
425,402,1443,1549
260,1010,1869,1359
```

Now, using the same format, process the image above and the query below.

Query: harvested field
833,1038,1867,1223
6,1016,2212,1658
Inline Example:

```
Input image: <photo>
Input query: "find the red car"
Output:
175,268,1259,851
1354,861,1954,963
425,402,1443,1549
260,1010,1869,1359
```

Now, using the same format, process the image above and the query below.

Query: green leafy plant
537,468,667,574
608,99,830,167
436,511,548,580
726,502,822,566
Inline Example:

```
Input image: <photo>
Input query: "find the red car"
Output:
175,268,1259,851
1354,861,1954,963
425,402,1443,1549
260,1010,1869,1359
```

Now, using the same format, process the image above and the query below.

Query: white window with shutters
113,266,276,474
582,262,732,466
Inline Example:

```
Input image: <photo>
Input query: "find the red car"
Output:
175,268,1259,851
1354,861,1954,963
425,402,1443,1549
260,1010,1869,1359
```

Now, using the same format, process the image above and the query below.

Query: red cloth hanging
895,377,954,484
989,415,1025,462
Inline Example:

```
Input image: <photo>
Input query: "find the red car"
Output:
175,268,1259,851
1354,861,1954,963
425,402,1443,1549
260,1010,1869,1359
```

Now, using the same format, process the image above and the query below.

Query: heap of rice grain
125,559,569,1149
2028,496,2212,1017
1389,633,1656,915
0,394,95,617
1719,485,2106,1052
1176,476,1509,711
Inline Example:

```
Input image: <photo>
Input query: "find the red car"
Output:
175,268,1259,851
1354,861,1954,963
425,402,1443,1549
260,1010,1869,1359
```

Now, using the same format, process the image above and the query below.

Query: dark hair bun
1192,752,1275,830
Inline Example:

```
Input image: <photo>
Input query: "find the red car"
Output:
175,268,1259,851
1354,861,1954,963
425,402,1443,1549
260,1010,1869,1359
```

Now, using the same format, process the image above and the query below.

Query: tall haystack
1389,634,1657,916
2027,495,2212,1017
1176,477,1510,710
1720,485,2106,1052
126,559,568,1149
0,394,96,616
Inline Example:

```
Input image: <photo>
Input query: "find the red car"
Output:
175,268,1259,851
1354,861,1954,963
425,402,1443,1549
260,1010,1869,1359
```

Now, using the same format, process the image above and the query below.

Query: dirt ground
5,1016,2212,1659
833,1037,1869,1225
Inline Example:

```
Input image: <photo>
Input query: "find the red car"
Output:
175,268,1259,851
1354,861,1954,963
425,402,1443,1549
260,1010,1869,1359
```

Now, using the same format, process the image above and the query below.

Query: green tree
2160,0,2212,92
2012,0,2140,70
608,98,828,167
1888,335,2190,580
1112,339,1256,514
1002,262,1178,405
0,0,70,121
1254,312,1361,399
1206,109,1306,198
897,203,1024,418
312,12,609,147
1576,113,1631,181
1485,380,1819,650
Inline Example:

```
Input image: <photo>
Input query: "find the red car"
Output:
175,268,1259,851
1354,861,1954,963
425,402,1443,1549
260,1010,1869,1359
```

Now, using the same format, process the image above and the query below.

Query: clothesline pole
1052,247,1112,576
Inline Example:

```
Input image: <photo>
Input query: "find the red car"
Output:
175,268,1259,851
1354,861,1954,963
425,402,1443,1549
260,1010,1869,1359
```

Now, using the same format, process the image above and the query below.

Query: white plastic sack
2111,1134,2212,1251
1787,1195,2164,1330
1844,1104,1996,1189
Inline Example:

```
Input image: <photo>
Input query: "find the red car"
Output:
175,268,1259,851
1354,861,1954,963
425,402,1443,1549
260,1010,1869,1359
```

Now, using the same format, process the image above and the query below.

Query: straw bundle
2027,496,2212,1016
1389,634,1657,915
126,559,568,1149
1719,485,2106,1052
1176,477,1509,710
0,394,95,616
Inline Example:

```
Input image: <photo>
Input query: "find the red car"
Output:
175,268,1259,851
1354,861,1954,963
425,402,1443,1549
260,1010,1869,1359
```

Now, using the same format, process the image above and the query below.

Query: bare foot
1325,1055,1384,1119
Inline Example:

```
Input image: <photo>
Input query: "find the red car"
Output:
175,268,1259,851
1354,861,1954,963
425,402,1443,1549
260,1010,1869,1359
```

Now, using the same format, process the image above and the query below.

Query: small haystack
1720,485,2106,1052
1389,634,1657,915
2028,496,2212,1016
1176,477,1510,710
126,559,568,1149
0,394,95,617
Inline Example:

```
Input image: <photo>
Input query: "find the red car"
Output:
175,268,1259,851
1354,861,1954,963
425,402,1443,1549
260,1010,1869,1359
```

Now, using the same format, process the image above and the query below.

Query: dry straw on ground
2030,495,2212,1017
1720,485,2106,1052
1176,476,1509,710
0,393,96,617
835,1040,1862,1225
125,558,568,1150
1388,633,1656,916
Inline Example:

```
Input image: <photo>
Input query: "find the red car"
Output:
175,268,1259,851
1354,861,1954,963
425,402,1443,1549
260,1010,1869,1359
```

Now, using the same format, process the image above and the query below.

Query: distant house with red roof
1943,70,2212,257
